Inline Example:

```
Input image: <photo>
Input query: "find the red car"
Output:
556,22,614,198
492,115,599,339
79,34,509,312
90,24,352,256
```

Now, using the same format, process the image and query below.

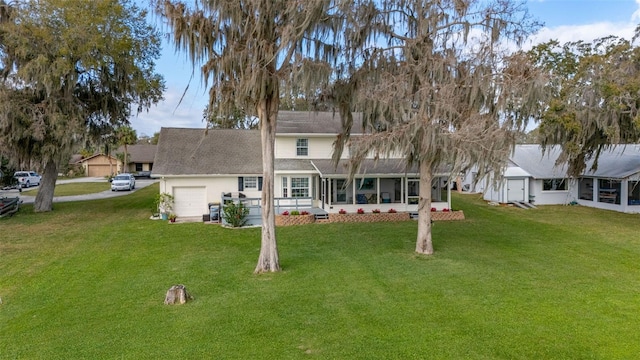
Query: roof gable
153,128,262,176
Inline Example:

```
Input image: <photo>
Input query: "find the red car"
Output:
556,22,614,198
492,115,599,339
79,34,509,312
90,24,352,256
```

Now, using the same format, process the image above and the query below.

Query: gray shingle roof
276,111,364,134
117,145,157,163
312,159,419,176
152,128,262,176
511,144,640,179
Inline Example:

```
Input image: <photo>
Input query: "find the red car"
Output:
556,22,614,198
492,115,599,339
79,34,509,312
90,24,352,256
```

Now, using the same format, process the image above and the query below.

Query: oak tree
0,0,164,211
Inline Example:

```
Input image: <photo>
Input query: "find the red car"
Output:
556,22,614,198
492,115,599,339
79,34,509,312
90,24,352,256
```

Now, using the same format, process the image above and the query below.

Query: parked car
13,171,41,188
111,173,136,191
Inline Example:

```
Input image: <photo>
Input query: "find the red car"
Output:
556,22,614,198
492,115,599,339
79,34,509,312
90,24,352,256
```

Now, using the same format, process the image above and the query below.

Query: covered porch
312,159,451,214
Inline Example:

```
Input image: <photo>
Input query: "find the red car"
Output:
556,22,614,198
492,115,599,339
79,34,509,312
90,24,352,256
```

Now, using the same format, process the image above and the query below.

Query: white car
111,173,136,191
13,171,41,188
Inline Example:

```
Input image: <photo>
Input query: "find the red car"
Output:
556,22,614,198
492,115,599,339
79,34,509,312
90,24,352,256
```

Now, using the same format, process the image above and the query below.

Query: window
291,177,309,197
135,163,143,172
296,138,308,156
282,177,288,198
629,181,640,205
598,179,620,204
243,176,258,189
579,178,593,201
543,178,567,191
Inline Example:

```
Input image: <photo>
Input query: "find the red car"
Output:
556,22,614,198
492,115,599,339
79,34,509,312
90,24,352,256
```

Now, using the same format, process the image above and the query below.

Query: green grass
2,186,640,359
21,182,111,196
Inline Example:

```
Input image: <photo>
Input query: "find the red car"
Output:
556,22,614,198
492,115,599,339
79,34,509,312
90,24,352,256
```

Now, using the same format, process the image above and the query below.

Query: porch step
409,212,419,219
511,201,536,209
314,213,329,220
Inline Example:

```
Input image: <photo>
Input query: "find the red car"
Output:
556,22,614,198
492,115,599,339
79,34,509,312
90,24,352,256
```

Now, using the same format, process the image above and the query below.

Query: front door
507,179,525,202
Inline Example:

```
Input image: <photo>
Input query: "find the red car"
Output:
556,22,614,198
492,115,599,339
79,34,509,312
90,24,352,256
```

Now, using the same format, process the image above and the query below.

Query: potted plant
155,192,174,220
168,213,177,223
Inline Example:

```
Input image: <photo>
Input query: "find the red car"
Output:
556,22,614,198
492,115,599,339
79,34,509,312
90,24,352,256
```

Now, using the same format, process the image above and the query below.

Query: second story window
296,138,308,156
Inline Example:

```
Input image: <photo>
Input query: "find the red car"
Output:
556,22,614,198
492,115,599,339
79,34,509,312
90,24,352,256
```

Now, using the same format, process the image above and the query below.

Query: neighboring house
152,111,452,218
117,144,157,174
482,144,640,213
75,154,120,177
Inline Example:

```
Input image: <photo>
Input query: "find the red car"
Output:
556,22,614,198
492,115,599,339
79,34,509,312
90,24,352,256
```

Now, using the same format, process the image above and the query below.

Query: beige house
117,144,157,174
75,154,120,177
152,111,452,218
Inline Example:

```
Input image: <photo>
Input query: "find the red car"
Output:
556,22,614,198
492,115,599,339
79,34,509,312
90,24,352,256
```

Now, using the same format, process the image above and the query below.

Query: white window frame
291,177,309,197
296,138,309,156
282,177,288,198
243,176,258,190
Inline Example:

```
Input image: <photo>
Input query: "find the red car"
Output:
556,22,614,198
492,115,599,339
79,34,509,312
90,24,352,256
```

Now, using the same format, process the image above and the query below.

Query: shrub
281,211,289,216
222,202,249,227
300,211,310,215
357,208,365,214
290,210,300,216
430,207,436,212
339,209,347,214
443,208,450,212
372,209,381,213
388,208,397,213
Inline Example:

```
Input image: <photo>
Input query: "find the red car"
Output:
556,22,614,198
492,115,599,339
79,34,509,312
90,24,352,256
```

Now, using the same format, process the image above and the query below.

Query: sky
128,0,640,137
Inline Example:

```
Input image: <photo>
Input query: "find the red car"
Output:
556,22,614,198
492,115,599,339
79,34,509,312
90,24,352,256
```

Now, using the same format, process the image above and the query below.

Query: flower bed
275,214,316,226
431,210,465,221
329,212,410,223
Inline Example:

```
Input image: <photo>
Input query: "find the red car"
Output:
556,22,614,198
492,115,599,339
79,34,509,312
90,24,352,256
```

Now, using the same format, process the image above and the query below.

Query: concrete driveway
4,177,158,204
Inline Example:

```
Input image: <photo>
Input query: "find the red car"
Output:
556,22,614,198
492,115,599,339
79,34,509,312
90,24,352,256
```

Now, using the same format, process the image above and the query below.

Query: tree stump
164,284,192,305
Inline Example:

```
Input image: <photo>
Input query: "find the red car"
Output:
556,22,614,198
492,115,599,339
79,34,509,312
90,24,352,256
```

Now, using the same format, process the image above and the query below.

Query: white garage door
173,187,207,217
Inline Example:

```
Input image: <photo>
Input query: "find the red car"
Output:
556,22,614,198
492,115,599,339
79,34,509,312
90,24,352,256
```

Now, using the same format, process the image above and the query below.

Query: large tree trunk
34,160,58,212
415,159,434,255
254,95,280,273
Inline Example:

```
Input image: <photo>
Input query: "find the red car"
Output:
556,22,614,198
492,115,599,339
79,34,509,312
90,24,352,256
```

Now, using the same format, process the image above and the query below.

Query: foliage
357,208,365,214
0,0,165,212
339,209,347,214
222,201,249,228
156,0,347,273
330,0,545,255
388,208,397,213
155,192,173,214
281,211,289,216
3,189,640,358
529,31,640,175
372,209,381,213
300,211,309,215
290,210,300,216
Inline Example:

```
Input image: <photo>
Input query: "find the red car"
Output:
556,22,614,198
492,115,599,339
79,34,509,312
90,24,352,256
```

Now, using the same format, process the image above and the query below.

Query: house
75,154,120,177
152,111,452,218
482,144,640,213
117,144,157,174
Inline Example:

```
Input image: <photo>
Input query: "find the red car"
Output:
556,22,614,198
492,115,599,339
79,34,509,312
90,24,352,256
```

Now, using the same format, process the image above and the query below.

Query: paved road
1,177,158,204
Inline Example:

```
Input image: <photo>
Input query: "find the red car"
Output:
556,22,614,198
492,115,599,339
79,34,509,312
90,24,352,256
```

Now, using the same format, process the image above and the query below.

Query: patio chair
356,194,368,204
381,192,391,203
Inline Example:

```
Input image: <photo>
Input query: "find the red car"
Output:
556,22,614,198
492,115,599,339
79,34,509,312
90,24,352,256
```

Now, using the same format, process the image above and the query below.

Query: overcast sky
128,0,640,136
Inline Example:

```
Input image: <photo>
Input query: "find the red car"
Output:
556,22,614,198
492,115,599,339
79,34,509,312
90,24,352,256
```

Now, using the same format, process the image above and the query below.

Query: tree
530,31,640,176
116,125,137,171
331,0,544,254
157,0,344,273
204,105,257,130
0,0,164,211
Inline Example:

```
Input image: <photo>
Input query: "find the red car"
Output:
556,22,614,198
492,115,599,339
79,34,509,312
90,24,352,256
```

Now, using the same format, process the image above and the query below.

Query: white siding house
482,144,640,213
152,111,452,218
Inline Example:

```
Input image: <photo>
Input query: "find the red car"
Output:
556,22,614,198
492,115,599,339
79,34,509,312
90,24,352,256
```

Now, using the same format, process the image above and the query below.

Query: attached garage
173,187,208,217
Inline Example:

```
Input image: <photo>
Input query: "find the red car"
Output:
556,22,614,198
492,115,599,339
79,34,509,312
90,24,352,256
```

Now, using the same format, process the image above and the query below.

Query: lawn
2,185,640,359
21,182,111,196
